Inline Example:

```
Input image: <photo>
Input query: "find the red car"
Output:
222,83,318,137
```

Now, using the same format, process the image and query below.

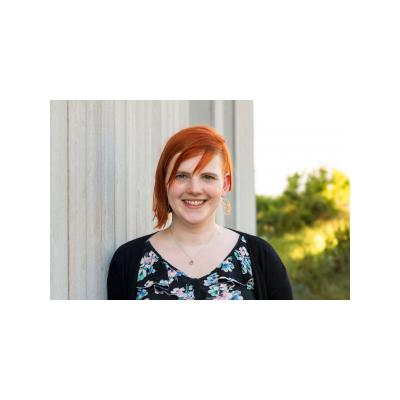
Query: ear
222,173,230,195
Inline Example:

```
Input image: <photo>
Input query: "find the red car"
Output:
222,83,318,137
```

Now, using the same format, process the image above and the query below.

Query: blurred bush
257,167,350,299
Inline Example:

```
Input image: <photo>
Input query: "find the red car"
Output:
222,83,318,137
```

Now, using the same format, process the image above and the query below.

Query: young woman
107,126,293,300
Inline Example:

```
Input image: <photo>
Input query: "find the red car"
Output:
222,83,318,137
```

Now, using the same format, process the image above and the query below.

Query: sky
254,100,351,196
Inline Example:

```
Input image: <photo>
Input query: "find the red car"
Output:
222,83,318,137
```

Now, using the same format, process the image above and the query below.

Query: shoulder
113,232,156,258
109,232,157,273
228,228,285,271
107,232,157,300
229,229,293,300
228,228,272,253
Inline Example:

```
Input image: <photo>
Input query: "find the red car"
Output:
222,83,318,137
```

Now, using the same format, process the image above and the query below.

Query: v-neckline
146,232,242,281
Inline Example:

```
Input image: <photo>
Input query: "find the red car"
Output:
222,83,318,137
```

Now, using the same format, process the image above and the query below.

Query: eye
175,174,188,180
203,175,216,181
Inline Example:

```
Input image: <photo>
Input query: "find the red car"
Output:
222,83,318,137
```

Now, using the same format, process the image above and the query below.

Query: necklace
169,225,220,265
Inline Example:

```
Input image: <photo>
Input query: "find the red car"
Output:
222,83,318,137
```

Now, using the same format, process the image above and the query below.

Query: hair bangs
166,147,218,188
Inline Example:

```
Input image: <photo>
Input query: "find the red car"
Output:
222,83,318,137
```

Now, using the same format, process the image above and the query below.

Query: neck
168,218,219,247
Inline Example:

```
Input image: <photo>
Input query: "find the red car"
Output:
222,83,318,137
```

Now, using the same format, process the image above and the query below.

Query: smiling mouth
183,200,207,207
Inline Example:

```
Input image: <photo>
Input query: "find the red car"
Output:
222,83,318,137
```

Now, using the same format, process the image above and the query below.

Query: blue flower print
234,246,252,275
241,236,247,243
220,257,234,272
138,251,159,281
203,272,219,287
246,278,254,290
136,288,148,300
170,285,195,300
230,290,243,300
165,263,185,283
207,282,244,300
208,284,220,297
241,258,252,275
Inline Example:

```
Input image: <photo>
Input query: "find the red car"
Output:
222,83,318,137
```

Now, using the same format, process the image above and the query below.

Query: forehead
167,153,223,175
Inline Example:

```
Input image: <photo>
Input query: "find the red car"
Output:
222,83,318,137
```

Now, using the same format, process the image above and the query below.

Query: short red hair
153,126,233,229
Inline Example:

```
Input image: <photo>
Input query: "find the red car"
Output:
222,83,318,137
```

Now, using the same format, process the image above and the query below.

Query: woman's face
166,153,229,226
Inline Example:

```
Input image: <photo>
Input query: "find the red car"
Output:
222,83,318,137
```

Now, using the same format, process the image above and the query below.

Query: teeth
184,200,205,206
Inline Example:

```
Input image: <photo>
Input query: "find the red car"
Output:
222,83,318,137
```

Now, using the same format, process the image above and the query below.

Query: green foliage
257,167,350,300
257,167,344,237
288,223,350,299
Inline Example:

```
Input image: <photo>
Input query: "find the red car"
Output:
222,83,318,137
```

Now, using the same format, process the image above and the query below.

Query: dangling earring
222,197,232,215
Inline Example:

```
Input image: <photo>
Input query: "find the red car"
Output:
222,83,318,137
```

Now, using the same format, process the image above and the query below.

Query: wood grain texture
101,101,116,300
126,101,137,240
114,101,127,248
85,101,102,299
50,100,69,299
68,101,87,299
233,100,256,235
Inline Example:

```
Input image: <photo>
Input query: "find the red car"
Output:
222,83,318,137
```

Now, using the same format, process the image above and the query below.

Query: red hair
153,126,233,229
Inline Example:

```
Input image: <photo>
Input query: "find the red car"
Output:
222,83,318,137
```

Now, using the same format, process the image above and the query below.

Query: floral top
136,235,255,300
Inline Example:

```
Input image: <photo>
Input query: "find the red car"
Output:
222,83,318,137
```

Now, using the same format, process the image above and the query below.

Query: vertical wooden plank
212,100,224,130
179,100,190,128
68,101,87,299
126,101,137,240
160,100,169,142
85,101,102,299
101,101,116,299
115,101,127,247
233,100,256,235
173,100,180,130
222,100,236,229
144,101,155,234
135,101,147,237
150,101,163,231
162,101,175,142
212,100,225,227
189,100,213,126
50,100,69,299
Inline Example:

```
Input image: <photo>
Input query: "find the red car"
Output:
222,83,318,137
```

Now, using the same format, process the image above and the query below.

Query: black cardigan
107,229,293,300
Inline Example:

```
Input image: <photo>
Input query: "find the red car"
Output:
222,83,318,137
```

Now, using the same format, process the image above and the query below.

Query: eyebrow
176,171,218,177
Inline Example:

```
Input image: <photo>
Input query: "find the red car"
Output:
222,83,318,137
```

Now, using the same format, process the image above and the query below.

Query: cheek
167,183,184,198
206,182,224,197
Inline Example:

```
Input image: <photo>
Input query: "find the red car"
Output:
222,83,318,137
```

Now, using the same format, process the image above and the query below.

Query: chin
180,213,208,225
176,208,215,225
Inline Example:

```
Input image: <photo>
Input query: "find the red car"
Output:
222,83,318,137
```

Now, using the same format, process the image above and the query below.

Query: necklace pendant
189,260,194,265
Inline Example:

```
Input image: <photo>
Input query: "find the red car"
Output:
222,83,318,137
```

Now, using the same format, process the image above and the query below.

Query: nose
187,176,202,194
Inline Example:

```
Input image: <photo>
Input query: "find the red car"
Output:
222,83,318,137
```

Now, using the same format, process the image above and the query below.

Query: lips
183,199,207,208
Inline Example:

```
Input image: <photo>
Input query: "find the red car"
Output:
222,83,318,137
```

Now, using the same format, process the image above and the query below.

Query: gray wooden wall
50,100,254,299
